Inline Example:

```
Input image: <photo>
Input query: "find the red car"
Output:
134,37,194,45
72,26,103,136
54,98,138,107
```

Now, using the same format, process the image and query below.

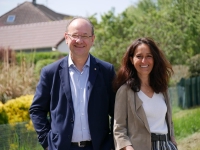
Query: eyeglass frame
66,34,93,40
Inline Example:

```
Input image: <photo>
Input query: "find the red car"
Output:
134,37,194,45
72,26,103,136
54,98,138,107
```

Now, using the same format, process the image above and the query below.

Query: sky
0,0,138,21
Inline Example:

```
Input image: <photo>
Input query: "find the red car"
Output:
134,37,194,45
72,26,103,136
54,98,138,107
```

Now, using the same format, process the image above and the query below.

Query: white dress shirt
68,55,91,142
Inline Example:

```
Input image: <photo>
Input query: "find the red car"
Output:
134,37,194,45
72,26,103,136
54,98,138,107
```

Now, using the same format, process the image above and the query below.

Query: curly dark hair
113,37,173,93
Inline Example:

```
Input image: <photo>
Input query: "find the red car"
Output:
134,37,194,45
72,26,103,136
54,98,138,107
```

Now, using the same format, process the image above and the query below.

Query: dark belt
71,141,92,147
151,133,168,142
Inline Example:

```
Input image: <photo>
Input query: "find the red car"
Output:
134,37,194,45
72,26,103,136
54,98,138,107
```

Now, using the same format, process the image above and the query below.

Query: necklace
141,83,152,93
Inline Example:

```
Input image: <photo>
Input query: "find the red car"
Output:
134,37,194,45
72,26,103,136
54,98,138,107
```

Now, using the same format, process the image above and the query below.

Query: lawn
173,106,200,150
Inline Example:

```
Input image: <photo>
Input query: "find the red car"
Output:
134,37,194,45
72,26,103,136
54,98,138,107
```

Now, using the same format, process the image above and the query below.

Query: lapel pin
94,68,96,70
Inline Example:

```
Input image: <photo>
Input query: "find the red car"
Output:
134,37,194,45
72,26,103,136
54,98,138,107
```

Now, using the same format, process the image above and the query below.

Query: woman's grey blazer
113,84,175,150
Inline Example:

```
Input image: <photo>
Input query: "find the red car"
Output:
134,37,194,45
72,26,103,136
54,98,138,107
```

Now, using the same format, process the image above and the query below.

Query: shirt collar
68,53,90,68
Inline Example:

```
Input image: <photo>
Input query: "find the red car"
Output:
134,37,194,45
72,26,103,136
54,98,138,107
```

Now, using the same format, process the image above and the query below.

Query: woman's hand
123,145,134,150
171,136,177,147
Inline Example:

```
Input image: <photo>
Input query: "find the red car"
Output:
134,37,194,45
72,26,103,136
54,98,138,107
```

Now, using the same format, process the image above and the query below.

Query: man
29,17,115,150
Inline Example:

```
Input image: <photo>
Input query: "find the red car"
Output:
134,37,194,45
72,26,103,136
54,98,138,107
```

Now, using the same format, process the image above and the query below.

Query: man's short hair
66,16,94,35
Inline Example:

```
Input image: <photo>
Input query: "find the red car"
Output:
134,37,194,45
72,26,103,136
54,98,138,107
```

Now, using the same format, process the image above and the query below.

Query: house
0,0,72,26
0,0,73,53
0,20,70,53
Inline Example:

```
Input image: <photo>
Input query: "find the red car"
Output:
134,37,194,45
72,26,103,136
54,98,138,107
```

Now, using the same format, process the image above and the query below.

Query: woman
113,37,177,150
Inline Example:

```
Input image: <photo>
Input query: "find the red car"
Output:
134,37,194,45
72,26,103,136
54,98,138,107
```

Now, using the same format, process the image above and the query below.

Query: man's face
65,19,95,58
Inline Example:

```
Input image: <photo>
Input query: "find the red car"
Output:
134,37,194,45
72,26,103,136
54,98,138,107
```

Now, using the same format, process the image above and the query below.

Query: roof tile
0,2,72,26
0,20,69,50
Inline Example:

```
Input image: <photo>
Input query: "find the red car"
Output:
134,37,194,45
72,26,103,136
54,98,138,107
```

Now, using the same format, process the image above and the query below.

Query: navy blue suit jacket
29,54,115,150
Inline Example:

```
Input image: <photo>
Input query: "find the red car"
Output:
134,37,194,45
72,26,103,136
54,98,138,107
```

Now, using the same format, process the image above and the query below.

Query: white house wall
57,40,70,53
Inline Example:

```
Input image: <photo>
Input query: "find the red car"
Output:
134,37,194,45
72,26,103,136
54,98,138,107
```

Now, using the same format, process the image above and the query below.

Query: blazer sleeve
29,67,51,149
113,85,132,149
165,90,175,137
166,91,177,146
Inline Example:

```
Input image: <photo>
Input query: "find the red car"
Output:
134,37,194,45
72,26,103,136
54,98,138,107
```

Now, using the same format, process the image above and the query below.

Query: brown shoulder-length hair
113,37,173,93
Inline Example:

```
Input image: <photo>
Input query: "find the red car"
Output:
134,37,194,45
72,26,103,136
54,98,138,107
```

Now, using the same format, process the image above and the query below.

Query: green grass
0,123,43,150
172,106,182,114
173,106,200,140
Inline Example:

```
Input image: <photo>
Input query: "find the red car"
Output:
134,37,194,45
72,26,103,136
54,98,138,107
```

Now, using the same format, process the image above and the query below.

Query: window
7,15,15,23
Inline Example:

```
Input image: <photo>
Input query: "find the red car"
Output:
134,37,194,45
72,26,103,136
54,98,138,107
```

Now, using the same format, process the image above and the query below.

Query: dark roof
0,1,72,26
0,20,69,50
36,4,70,20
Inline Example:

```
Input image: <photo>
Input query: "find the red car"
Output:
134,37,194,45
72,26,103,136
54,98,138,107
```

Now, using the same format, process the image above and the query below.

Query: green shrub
16,51,67,65
33,52,67,64
34,59,55,77
187,54,200,77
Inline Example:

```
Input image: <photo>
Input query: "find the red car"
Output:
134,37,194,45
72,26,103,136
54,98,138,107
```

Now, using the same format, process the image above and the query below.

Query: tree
90,8,135,70
89,0,200,69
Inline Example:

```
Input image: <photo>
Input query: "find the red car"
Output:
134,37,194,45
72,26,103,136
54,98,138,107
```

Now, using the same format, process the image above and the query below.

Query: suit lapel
88,55,99,91
59,56,74,114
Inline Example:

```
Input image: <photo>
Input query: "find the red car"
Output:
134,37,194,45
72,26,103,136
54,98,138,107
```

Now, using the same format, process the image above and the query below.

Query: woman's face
130,43,154,78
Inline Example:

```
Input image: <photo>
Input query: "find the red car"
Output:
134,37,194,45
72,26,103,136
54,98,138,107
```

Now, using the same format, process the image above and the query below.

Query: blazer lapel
88,55,99,91
59,56,74,114
129,90,150,133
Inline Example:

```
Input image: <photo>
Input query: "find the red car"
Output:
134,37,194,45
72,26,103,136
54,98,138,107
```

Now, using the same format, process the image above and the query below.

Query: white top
137,91,168,134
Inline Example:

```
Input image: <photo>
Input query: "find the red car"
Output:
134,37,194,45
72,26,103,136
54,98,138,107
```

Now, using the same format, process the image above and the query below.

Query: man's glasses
67,34,93,40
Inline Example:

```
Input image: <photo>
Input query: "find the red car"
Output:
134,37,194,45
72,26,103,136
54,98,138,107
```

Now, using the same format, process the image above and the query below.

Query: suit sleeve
109,65,116,129
29,67,51,149
113,85,132,150
108,65,116,149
